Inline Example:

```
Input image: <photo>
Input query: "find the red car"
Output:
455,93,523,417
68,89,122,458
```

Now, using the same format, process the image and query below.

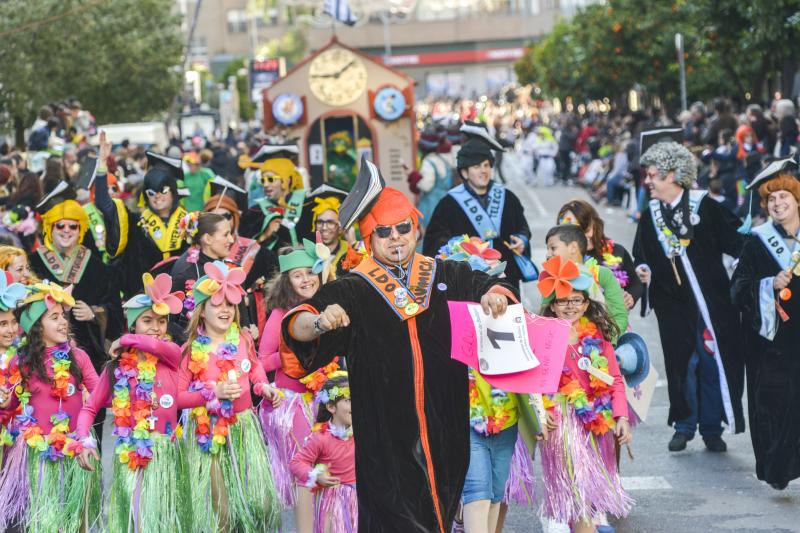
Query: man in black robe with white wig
633,133,745,453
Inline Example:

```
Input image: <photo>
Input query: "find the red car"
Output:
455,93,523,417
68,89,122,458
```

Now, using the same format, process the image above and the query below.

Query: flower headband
536,256,594,304
123,273,185,329
178,211,201,244
192,261,246,306
0,271,26,312
316,371,350,405
20,280,76,333
437,235,506,277
279,238,333,281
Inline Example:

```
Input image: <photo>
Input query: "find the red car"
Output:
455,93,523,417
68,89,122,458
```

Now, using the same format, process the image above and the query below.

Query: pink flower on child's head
203,261,246,305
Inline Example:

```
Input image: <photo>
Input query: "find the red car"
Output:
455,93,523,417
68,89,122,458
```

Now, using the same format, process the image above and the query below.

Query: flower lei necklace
0,343,20,447
112,349,158,470
468,371,514,436
188,323,240,454
15,343,83,460
547,318,616,436
311,421,353,440
599,240,629,288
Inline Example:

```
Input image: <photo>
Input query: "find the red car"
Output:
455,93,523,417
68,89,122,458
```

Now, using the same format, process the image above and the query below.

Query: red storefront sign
379,47,526,67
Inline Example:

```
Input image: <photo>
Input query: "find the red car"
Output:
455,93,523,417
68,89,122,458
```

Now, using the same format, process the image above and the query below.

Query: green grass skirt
26,446,101,532
184,408,281,532
108,433,190,533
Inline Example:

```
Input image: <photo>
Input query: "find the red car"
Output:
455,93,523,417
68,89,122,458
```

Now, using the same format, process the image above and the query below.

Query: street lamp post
675,33,687,111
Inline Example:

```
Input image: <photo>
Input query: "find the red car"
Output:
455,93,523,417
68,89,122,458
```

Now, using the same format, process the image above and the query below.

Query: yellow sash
138,206,188,258
352,253,437,321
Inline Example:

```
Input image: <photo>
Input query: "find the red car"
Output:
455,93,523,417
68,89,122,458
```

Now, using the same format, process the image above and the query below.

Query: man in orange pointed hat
281,186,517,533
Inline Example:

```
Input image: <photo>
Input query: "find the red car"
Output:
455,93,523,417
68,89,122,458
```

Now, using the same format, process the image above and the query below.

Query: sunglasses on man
144,186,171,198
55,222,80,232
374,221,412,239
259,174,282,186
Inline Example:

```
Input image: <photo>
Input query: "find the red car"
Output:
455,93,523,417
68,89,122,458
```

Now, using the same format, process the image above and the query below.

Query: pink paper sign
449,301,570,394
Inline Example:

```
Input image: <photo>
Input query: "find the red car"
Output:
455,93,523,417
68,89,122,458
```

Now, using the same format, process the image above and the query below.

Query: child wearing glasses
536,256,633,533
544,224,628,341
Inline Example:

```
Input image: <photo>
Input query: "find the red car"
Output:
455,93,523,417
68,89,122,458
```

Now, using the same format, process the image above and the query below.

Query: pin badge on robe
240,359,252,373
159,394,174,408
437,283,447,291
67,383,76,396
404,302,419,316
153,228,163,239
393,287,409,308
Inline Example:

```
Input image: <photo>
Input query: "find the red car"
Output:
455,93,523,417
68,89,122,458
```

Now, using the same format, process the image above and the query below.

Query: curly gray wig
640,141,697,188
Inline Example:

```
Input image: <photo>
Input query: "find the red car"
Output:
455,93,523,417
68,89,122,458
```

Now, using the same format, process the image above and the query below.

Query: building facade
179,0,599,97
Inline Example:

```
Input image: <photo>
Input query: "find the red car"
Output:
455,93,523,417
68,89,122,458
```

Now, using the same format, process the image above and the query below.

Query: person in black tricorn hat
731,156,800,490
92,132,189,299
632,130,746,453
422,121,533,288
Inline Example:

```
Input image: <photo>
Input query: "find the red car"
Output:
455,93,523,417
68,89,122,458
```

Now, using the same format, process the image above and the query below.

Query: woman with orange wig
732,159,800,491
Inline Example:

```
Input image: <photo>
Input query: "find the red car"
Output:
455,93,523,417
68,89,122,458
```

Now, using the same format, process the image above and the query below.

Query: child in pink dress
291,372,357,533
178,260,282,532
536,257,633,533
76,272,187,532
0,281,100,532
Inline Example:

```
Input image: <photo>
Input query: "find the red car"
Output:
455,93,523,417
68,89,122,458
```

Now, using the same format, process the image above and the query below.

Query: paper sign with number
449,301,570,394
465,303,539,375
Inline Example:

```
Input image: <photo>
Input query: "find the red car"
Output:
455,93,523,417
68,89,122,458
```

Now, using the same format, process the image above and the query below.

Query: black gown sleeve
422,196,457,257
705,197,745,258
730,237,769,334
244,245,278,290
92,170,125,258
281,277,359,375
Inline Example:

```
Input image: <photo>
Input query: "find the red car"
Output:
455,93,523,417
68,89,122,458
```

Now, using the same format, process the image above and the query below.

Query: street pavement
100,179,800,533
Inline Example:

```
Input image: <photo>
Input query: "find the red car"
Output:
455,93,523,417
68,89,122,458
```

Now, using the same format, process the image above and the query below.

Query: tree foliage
0,0,183,131
515,0,800,108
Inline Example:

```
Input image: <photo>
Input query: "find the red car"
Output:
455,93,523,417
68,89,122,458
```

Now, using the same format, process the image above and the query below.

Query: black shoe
703,435,727,452
668,432,691,451
769,480,789,490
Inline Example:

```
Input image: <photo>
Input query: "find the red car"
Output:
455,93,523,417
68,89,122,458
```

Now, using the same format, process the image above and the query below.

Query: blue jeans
674,325,723,438
606,172,626,204
462,425,518,505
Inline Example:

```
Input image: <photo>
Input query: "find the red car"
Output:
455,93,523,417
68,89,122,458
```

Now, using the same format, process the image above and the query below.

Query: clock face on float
308,48,368,107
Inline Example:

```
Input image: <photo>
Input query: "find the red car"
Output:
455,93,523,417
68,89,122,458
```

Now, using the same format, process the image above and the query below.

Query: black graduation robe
30,247,123,371
93,172,188,300
422,184,532,287
281,258,516,532
633,193,746,432
731,228,800,486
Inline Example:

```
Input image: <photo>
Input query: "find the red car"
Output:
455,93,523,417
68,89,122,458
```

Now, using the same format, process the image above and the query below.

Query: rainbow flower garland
188,324,240,454
112,349,157,470
15,343,84,460
0,344,20,446
546,318,616,436
468,372,514,436
599,240,629,288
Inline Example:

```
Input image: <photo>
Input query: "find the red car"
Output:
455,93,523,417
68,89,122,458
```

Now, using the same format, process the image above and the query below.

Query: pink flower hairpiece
199,261,246,305
142,273,184,315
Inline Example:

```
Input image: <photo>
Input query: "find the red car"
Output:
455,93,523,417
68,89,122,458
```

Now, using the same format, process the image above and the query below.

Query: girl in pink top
259,242,324,531
536,257,633,533
0,281,100,532
179,260,281,532
76,272,188,533
290,372,357,533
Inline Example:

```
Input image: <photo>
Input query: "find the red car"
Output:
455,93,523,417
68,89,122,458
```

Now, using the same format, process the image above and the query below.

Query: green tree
515,0,796,109
257,28,308,66
220,59,255,121
0,0,183,144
